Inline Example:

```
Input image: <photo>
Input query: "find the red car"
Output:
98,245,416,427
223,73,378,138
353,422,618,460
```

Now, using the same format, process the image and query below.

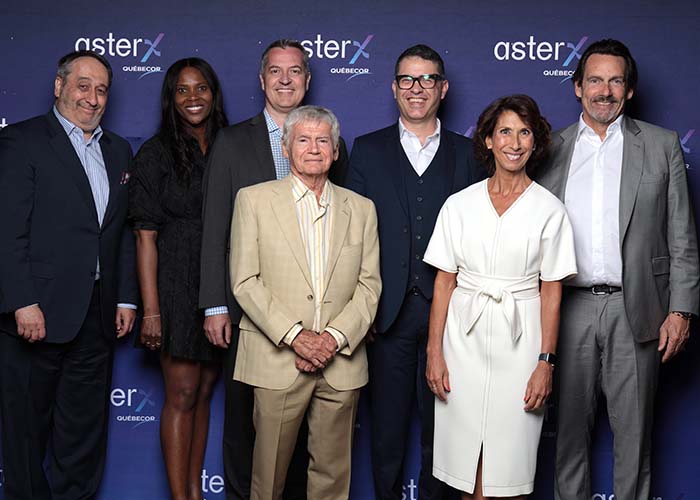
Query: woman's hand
523,361,553,411
426,349,451,402
140,316,162,351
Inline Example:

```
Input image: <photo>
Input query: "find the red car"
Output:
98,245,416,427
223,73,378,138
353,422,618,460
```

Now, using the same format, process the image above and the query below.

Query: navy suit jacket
0,111,138,343
346,123,484,333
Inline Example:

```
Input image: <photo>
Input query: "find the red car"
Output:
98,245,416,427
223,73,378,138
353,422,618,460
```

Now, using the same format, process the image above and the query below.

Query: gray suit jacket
537,116,700,342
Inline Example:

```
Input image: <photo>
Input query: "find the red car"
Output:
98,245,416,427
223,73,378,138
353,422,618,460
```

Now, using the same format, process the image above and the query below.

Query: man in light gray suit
537,39,699,500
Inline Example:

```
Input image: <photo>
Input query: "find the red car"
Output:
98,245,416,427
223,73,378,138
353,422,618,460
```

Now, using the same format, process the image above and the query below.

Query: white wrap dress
423,179,577,496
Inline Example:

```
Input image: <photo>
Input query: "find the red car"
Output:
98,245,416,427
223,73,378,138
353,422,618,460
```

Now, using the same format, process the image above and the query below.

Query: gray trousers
554,289,659,500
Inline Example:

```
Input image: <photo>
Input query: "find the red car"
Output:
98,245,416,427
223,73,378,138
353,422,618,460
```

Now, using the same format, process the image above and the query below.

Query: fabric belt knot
482,284,503,302
455,271,540,343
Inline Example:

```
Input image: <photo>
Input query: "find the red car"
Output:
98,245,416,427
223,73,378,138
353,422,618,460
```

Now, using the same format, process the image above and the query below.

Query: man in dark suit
198,39,347,500
346,44,484,500
536,39,699,500
0,50,138,500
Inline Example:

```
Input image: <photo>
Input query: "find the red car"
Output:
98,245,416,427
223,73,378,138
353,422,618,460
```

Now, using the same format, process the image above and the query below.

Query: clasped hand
293,329,338,373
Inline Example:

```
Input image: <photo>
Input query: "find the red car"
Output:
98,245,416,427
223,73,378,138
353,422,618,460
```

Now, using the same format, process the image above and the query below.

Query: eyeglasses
394,74,444,90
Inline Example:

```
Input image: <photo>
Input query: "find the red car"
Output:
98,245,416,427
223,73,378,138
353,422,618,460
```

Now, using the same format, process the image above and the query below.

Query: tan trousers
251,373,360,500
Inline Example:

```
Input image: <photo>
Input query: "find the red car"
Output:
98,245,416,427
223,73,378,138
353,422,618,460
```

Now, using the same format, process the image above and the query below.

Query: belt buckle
591,285,609,295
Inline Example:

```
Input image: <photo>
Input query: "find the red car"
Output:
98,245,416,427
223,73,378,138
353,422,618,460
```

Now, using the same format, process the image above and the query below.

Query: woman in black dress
129,58,227,500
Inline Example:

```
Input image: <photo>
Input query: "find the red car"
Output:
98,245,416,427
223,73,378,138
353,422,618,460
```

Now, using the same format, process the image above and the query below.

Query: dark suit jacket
537,116,700,342
346,123,485,333
198,112,348,322
0,111,138,343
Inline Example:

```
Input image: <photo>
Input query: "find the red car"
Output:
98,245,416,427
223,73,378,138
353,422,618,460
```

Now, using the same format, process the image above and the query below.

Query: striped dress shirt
284,174,346,350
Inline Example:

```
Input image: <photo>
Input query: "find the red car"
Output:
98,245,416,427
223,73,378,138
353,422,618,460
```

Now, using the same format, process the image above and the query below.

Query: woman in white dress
424,95,577,499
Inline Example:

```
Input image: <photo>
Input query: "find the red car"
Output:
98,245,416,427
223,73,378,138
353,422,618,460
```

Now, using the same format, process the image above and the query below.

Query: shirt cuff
283,323,303,346
324,327,347,351
117,303,137,310
204,306,229,317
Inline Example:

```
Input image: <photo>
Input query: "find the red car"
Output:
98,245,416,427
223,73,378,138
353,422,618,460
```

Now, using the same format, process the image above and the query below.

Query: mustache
593,96,619,104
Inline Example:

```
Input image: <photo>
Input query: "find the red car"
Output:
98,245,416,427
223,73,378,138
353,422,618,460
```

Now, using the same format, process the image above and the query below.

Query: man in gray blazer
537,39,699,500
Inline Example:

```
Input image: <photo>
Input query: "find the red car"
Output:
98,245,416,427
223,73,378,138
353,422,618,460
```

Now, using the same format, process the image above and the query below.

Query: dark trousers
223,324,309,500
368,291,454,500
0,282,113,500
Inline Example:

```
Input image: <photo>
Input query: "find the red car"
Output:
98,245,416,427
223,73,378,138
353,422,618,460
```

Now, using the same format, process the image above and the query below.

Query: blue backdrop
1,1,699,498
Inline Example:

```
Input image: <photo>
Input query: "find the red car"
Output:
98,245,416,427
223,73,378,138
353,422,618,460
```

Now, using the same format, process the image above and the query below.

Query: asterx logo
133,388,156,413
561,36,588,68
74,32,165,78
348,35,373,65
681,129,695,154
111,386,158,428
140,33,164,63
301,34,375,81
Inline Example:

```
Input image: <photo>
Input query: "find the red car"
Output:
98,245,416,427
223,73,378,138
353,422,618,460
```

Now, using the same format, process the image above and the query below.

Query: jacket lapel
100,133,121,228
544,123,577,200
323,187,350,296
271,177,313,289
46,112,99,226
250,113,277,180
441,132,457,197
619,116,644,243
389,125,409,217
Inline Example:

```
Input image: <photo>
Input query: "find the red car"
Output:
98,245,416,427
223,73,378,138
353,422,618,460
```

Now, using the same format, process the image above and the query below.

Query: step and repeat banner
1,1,699,498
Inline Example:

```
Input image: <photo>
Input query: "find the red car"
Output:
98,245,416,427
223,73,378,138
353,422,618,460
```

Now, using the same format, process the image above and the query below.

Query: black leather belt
571,284,622,295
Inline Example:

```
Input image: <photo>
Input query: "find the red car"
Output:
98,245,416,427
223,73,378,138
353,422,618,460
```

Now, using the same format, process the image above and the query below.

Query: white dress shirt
565,114,624,287
399,118,441,176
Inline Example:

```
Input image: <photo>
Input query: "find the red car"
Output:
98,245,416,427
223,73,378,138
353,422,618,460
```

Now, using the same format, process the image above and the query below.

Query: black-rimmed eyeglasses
394,74,444,90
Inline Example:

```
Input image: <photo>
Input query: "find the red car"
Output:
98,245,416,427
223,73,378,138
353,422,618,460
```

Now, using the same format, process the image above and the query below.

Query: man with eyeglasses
346,44,484,500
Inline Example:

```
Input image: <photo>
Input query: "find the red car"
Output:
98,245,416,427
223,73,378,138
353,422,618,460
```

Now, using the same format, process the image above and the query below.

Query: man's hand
140,316,161,350
319,330,339,352
204,313,232,348
295,356,317,373
15,304,46,342
658,313,691,363
291,329,335,368
115,307,136,338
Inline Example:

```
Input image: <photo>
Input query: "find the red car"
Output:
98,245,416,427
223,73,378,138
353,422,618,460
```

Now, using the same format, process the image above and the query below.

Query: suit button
417,196,423,202
307,295,313,301
417,179,424,185
416,234,422,240
415,254,421,260
416,215,423,221
403,226,408,233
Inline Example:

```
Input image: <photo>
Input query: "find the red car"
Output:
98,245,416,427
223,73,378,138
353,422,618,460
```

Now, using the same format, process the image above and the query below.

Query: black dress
129,135,219,361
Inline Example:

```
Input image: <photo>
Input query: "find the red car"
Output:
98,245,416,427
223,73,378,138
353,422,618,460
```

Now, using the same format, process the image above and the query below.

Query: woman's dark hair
473,94,551,176
159,57,228,184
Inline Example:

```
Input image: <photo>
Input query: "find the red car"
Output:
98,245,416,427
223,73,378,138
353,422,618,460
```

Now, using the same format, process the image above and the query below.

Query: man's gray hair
282,105,340,151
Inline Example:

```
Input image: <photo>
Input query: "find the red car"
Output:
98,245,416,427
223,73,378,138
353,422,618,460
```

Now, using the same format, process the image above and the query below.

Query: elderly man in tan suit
230,105,381,500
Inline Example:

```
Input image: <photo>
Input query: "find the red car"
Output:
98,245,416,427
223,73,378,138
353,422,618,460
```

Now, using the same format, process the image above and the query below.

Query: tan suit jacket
230,175,381,391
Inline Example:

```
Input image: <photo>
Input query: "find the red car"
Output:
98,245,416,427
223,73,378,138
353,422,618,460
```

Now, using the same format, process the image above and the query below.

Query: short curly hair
473,94,551,177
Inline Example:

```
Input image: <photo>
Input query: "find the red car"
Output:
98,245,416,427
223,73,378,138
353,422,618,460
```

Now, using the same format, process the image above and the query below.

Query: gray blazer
537,116,700,342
